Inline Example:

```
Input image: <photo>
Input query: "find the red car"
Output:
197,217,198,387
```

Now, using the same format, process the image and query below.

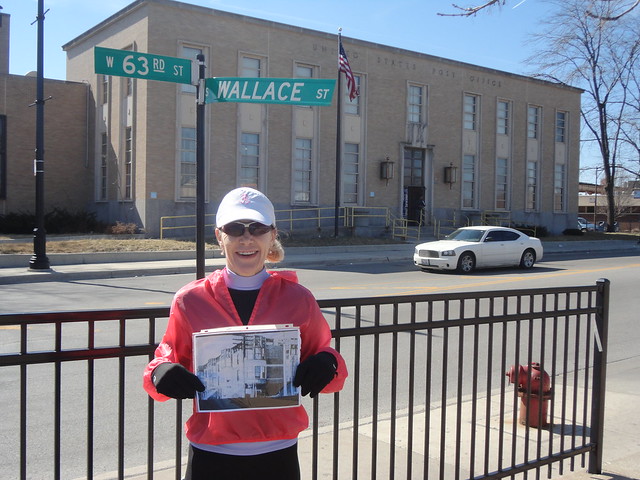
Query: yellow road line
329,263,640,296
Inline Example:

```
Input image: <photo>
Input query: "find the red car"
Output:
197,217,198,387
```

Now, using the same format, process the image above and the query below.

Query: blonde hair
266,238,285,263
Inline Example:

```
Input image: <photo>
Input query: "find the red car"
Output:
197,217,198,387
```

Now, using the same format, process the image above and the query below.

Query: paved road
1,246,639,479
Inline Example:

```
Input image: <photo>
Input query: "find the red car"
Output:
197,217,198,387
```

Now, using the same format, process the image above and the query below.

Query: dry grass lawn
0,231,637,255
0,238,214,254
0,235,402,254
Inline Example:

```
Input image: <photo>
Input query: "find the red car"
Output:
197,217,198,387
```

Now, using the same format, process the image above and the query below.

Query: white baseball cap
215,187,276,228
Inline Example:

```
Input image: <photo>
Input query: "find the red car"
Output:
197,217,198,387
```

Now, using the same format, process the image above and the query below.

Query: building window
179,127,196,199
240,133,260,189
497,100,510,135
403,148,424,186
294,138,312,203
556,111,566,142
0,115,6,199
99,133,108,201
408,85,424,124
527,106,540,139
295,64,313,78
181,46,203,94
462,154,476,209
124,126,133,200
295,64,314,110
241,56,262,77
554,163,565,211
495,157,509,210
344,75,361,115
342,143,360,204
526,160,538,210
463,94,478,130
101,75,109,105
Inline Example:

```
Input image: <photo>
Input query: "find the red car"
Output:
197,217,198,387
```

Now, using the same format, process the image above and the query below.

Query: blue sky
5,0,599,177
7,0,551,79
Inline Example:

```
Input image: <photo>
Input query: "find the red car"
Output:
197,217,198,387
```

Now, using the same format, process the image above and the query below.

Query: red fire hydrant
506,362,552,428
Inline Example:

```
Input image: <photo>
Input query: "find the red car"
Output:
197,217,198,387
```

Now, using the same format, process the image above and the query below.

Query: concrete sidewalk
104,357,640,480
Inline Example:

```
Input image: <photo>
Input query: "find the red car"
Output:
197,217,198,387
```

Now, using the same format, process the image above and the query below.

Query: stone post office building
5,0,583,237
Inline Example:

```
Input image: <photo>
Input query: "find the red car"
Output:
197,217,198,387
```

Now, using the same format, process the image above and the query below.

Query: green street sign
205,77,336,106
94,46,192,84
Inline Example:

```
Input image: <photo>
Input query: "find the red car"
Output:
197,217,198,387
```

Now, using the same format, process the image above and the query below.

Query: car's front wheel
456,252,475,273
519,249,536,269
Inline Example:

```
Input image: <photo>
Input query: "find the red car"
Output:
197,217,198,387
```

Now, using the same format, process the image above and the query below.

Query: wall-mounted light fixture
380,156,395,185
444,162,458,189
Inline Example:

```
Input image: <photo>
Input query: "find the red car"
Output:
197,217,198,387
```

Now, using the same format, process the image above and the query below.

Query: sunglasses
221,221,274,237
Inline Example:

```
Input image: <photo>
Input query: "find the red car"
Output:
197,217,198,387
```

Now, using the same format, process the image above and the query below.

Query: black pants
184,443,301,480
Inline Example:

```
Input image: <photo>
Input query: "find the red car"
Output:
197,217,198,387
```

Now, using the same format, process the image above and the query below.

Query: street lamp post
29,0,50,270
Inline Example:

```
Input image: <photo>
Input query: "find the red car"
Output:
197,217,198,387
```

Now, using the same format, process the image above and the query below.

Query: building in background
579,181,640,232
0,12,91,218
4,0,583,238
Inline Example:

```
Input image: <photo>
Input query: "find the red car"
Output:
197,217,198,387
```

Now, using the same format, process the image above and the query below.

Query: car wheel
457,252,475,273
519,249,536,269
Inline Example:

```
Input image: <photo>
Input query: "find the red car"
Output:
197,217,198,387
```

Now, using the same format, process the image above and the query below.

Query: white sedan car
413,226,543,273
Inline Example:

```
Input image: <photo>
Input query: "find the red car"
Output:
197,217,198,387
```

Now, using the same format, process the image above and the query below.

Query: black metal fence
0,279,609,480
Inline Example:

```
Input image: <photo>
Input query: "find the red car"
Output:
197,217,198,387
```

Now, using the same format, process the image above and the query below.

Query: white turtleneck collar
222,267,270,290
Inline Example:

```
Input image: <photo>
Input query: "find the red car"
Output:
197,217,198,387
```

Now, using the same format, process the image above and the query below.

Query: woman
143,187,347,480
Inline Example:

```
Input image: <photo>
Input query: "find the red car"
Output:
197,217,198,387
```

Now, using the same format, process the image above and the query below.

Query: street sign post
205,77,335,106
94,46,192,84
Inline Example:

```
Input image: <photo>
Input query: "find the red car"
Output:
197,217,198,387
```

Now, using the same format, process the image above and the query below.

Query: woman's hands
152,362,205,399
294,352,338,398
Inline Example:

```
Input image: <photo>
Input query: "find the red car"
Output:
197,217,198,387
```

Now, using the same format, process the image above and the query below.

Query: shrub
513,224,548,238
0,211,35,234
44,208,105,234
108,221,139,235
562,228,584,236
0,208,107,234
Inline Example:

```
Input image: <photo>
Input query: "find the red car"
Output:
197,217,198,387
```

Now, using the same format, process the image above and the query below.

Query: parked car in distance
578,217,596,232
596,221,619,232
413,226,544,274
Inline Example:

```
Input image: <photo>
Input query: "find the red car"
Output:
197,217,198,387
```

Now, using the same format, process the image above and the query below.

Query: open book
193,324,301,412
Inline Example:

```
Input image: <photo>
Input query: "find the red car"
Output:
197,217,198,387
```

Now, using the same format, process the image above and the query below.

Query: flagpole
334,29,343,237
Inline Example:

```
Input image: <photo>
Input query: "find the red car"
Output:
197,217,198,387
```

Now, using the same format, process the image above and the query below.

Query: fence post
589,278,610,473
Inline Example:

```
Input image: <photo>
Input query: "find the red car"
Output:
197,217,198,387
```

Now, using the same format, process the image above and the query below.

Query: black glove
294,352,338,398
152,362,205,399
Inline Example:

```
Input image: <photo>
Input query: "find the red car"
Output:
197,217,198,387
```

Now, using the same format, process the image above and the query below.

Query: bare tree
525,0,639,231
438,0,507,16
438,0,639,19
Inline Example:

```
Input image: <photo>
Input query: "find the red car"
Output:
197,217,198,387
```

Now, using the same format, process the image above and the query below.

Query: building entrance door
406,186,426,223
403,148,426,223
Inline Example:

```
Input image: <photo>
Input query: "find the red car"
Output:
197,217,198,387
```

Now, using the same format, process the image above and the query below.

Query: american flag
339,39,358,101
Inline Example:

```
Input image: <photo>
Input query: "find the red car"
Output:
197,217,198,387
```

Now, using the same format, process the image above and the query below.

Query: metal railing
391,216,423,242
434,212,471,239
159,213,216,239
159,207,392,239
481,211,512,227
0,280,609,479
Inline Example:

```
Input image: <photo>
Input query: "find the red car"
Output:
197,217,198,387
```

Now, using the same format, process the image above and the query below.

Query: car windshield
447,229,485,242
